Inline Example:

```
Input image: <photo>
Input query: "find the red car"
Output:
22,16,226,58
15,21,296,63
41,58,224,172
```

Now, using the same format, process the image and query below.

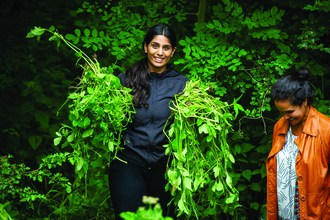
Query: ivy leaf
250,183,262,191
250,202,259,211
241,143,256,153
242,170,252,181
237,184,247,191
234,144,241,154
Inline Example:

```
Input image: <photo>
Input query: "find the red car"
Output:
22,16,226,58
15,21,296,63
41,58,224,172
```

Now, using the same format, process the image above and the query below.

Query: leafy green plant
0,202,13,220
0,153,73,219
26,26,135,197
164,80,244,219
120,196,173,220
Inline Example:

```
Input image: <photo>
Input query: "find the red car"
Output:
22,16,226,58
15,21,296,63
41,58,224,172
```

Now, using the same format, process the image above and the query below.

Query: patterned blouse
276,126,300,219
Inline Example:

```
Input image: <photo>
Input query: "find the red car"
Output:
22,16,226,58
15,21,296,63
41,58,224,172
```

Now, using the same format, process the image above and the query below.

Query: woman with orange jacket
266,66,330,219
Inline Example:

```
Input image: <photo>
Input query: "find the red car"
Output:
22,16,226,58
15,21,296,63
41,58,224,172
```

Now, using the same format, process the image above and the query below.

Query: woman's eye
152,44,158,48
164,46,170,50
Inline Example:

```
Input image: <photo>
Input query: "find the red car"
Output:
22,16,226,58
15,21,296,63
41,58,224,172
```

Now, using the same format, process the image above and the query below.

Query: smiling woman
266,66,330,220
144,35,176,73
108,24,189,220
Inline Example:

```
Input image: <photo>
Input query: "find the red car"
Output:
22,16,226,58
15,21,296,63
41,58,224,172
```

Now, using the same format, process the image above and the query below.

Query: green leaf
92,45,98,51
67,134,74,142
226,173,233,188
66,186,72,193
82,129,93,138
250,202,259,211
84,117,91,128
213,166,220,178
54,137,62,146
65,34,76,40
234,144,241,153
225,193,238,204
271,6,278,16
238,49,247,57
223,0,230,6
75,29,81,37
241,143,256,153
261,164,267,178
92,29,98,37
49,26,55,32
237,184,246,191
32,27,46,36
242,170,252,181
28,136,42,150
76,157,84,171
250,182,261,191
84,29,90,37
179,40,186,46
217,181,224,192
198,123,209,134
20,101,34,114
228,153,235,163
83,161,88,173
49,35,56,41
108,141,114,152
184,177,192,191
91,157,103,168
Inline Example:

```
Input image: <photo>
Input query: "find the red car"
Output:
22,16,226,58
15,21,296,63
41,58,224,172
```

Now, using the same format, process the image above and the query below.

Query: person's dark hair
271,66,315,106
124,24,177,107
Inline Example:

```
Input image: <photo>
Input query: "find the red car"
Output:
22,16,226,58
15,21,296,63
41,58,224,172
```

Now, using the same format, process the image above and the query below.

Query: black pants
108,159,174,219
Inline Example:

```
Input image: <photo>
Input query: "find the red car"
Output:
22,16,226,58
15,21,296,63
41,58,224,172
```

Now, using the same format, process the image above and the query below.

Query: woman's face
144,35,176,73
274,99,310,127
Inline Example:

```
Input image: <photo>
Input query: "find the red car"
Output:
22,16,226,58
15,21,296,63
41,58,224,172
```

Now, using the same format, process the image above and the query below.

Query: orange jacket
266,106,330,220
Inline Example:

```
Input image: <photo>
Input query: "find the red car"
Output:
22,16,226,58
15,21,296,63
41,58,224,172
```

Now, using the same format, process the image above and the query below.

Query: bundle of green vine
27,26,135,182
164,80,239,219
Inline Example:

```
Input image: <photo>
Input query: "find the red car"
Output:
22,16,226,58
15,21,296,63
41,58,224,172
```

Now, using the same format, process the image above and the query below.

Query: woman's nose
284,114,290,120
157,48,163,55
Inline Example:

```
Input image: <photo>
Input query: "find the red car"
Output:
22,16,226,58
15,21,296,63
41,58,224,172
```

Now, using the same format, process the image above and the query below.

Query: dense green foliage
1,0,330,219
165,81,242,218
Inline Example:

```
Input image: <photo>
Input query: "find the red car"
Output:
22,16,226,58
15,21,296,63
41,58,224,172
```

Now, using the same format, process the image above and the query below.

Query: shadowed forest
1,0,330,219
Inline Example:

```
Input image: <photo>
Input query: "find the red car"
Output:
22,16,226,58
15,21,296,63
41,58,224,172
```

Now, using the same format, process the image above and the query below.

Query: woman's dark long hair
271,66,315,106
124,24,177,107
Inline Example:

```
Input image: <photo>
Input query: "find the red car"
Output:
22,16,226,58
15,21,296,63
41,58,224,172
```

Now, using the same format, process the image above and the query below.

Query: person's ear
303,98,308,106
171,47,176,57
144,42,148,54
